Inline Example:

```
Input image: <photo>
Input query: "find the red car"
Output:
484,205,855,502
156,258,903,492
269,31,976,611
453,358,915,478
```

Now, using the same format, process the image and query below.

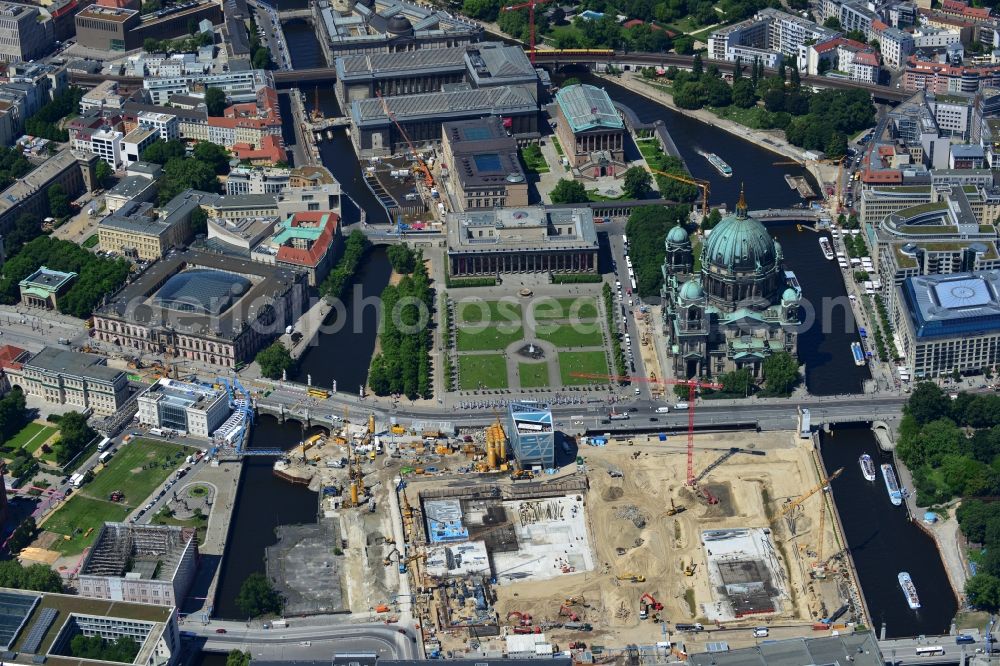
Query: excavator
639,593,663,620
665,498,686,516
684,562,698,576
558,605,579,622
617,573,646,583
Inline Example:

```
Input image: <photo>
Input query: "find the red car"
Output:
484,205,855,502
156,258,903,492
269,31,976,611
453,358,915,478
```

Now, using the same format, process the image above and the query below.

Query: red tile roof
231,134,285,164
0,345,28,371
854,51,879,66
275,212,340,268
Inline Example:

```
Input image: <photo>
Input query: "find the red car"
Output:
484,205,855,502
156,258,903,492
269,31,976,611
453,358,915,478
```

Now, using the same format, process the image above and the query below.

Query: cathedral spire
736,183,748,219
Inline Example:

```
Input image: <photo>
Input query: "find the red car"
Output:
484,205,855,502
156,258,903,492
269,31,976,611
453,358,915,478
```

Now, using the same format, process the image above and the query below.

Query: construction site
263,401,864,657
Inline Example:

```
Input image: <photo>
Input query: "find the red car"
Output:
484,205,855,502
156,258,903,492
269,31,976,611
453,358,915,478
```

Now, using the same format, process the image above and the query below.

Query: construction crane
814,499,828,577
777,467,844,518
374,89,433,188
570,372,723,502
650,169,710,218
501,0,551,65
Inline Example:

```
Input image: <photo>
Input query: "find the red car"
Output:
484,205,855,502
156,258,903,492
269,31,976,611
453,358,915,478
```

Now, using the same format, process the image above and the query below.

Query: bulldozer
510,469,534,481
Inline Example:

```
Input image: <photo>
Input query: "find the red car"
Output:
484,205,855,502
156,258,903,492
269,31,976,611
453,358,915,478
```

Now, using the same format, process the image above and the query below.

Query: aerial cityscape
1,0,1000,664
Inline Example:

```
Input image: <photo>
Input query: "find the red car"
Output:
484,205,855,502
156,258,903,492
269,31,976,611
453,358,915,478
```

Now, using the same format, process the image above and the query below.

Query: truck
97,437,111,452
675,623,705,632
69,473,85,488
609,412,629,421
149,428,165,437
98,451,113,464
270,619,288,628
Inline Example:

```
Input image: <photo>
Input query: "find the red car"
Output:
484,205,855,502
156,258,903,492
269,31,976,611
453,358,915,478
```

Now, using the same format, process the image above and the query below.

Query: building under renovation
77,523,198,607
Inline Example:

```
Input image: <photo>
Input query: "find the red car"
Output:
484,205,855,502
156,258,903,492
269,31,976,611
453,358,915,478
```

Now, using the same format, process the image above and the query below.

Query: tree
0,560,62,592
158,157,219,204
623,166,653,199
624,204,689,297
48,183,70,218
762,352,799,396
6,517,36,554
673,81,705,110
673,35,695,54
205,87,227,117
790,66,801,88
967,573,1000,611
6,213,41,250
54,411,96,464
550,178,588,204
94,160,113,188
386,244,417,274
823,16,841,29
190,206,208,236
732,78,757,108
227,651,252,666
192,142,230,174
904,382,951,426
763,88,785,112
702,207,723,230
69,635,140,663
719,368,754,396
144,37,159,52
237,573,283,618
256,341,293,380
141,139,186,165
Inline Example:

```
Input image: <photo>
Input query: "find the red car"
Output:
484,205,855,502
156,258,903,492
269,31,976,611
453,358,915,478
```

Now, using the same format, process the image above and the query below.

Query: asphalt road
184,620,417,659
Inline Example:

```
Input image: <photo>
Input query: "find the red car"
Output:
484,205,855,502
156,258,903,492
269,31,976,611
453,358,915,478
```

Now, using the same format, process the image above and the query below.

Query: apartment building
122,126,159,167
90,127,124,168
138,110,179,141
708,8,836,68
879,25,915,69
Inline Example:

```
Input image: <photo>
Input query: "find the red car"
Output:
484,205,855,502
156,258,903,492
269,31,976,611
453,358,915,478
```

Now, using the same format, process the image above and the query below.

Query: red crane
501,0,551,65
570,372,724,500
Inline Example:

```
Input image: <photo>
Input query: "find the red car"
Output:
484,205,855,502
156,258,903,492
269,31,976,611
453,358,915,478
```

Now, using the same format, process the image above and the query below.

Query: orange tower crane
501,0,552,65
650,169,711,218
569,372,723,500
374,89,433,188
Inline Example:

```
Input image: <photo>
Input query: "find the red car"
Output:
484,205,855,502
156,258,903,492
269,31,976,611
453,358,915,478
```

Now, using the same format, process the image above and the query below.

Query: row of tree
0,388,28,452
142,30,213,57
141,139,229,204
24,87,85,142
319,230,369,300
368,252,433,400
624,204,691,298
0,560,63,592
0,146,32,191
69,636,140,663
0,236,131,318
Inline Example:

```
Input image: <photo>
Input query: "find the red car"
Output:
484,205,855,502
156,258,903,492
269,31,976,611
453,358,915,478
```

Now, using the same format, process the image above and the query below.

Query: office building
440,117,528,211
121,127,160,167
99,190,211,260
507,402,555,469
78,523,197,608
137,378,231,437
90,127,124,168
0,2,55,64
74,5,140,51
0,586,179,666
446,206,598,277
226,167,291,195
105,175,159,213
92,249,307,368
137,111,179,141
251,211,343,286
895,271,1000,376
18,267,77,310
551,84,625,174
689,633,883,666
15,346,129,416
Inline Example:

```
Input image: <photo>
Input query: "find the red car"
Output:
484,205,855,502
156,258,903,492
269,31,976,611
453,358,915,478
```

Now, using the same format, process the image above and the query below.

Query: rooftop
76,5,138,21
446,206,598,253
352,85,536,126
107,175,157,201
269,211,340,268
336,45,468,79
80,523,195,583
140,378,226,412
19,267,77,293
688,632,883,666
554,84,623,133
24,347,124,384
902,270,1000,338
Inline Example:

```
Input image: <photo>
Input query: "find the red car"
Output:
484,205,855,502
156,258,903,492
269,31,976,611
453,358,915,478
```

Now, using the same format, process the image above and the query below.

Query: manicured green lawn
518,362,549,388
42,496,130,555
82,439,194,508
459,354,509,390
82,234,99,249
151,509,208,545
558,351,610,385
536,324,605,348
456,324,524,351
7,423,57,453
520,146,550,174
531,297,598,320
456,299,523,325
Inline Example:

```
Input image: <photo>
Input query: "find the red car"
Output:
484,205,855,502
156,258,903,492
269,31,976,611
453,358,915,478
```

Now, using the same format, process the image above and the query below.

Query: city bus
915,647,945,657
307,388,330,399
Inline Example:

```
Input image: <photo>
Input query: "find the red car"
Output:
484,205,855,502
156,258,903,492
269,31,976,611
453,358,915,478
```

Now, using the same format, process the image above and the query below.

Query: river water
819,424,957,638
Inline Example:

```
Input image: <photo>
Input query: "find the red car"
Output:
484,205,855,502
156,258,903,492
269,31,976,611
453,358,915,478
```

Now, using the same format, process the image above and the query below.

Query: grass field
82,439,194,508
531,298,598,320
456,324,524,352
536,324,605,348
82,234,99,249
151,509,208,545
518,362,549,388
456,299,522,324
7,423,57,454
42,496,130,555
459,354,509,390
558,351,610,385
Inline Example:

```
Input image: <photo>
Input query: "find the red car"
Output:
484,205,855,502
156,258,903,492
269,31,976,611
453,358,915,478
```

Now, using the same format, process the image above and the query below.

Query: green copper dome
667,225,689,244
782,287,800,303
679,279,704,301
702,189,778,273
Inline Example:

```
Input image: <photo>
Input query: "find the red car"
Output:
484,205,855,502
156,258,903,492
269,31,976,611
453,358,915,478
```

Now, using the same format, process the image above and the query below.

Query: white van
674,402,690,410
656,406,670,413
753,627,769,638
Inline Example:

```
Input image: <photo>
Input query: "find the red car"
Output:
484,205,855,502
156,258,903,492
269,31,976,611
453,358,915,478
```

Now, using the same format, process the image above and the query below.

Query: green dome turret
701,185,779,273
782,287,800,304
667,225,689,244
679,279,704,301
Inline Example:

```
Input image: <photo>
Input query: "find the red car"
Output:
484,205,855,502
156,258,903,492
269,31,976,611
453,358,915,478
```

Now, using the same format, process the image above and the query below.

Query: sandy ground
486,430,841,652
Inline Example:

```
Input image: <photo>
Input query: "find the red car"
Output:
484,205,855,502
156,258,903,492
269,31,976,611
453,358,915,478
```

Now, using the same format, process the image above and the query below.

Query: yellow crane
777,467,844,518
814,499,828,577
650,169,711,218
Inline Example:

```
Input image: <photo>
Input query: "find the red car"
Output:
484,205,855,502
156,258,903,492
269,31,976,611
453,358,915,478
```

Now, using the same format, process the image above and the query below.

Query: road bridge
277,8,311,18
749,208,825,221
878,633,993,665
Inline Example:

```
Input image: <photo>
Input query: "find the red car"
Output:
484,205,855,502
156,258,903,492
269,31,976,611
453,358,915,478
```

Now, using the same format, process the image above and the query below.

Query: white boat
882,464,903,506
898,571,921,610
859,454,876,481
819,237,835,260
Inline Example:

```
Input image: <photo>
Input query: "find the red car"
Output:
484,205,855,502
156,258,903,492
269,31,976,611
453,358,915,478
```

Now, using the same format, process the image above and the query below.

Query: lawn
456,299,522,325
531,297,598,320
519,362,549,388
459,354,509,390
82,234,99,249
81,438,194,508
537,324,605,348
707,104,778,131
520,146,550,174
6,423,57,454
42,495,130,555
151,509,208,545
456,324,524,352
558,351,610,385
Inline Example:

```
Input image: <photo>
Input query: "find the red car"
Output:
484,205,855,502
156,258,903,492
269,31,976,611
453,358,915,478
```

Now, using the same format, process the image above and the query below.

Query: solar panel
21,608,58,654
0,592,40,650
473,153,503,172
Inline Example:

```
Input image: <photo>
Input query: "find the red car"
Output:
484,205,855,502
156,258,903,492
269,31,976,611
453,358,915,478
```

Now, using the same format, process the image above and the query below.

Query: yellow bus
307,388,330,399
